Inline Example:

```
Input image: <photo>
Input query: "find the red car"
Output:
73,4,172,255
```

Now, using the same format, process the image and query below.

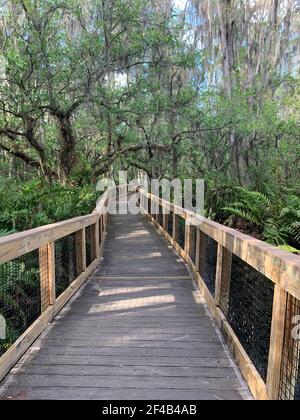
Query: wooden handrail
138,188,300,401
139,188,300,299
0,185,116,383
0,213,100,265
0,187,111,265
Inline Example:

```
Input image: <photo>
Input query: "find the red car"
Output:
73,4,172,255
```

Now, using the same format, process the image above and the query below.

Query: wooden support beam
99,216,102,245
195,229,201,271
266,286,288,400
95,221,100,259
101,214,104,236
163,213,168,231
173,213,179,243
184,217,191,256
39,242,56,312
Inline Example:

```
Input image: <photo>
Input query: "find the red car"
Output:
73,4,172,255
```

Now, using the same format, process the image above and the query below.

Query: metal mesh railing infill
279,294,300,400
227,254,274,381
178,217,185,250
200,234,218,296
167,211,173,237
0,250,41,356
189,225,197,264
157,205,163,228
86,225,96,267
55,233,77,298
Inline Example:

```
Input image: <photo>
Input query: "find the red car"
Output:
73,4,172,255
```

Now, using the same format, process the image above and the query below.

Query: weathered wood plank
1,208,249,401
2,386,245,400
39,242,56,311
14,364,239,378
6,374,244,391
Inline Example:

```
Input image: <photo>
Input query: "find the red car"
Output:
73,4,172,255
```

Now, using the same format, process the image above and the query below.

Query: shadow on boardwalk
0,211,251,400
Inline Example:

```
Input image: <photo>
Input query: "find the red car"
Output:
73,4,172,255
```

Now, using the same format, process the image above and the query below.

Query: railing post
195,229,201,271
39,242,56,312
99,215,102,244
173,213,179,243
101,214,105,236
184,216,191,257
75,228,86,275
266,286,288,400
163,213,168,232
95,221,100,259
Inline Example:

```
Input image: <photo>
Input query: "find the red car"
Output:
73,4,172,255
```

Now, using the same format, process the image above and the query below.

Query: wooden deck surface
0,207,251,400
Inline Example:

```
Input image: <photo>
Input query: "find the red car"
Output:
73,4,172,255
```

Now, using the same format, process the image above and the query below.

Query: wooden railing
138,188,300,401
0,186,114,383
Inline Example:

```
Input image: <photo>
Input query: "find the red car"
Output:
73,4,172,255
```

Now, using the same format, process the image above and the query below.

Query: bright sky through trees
173,0,187,10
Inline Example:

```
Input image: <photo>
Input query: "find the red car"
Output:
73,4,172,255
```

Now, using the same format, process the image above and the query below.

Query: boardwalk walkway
0,209,251,400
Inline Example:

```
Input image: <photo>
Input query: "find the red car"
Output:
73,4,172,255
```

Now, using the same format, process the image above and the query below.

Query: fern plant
223,187,271,229
279,194,300,243
222,186,300,251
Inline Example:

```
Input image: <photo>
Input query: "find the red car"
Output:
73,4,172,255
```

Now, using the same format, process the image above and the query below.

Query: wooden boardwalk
0,210,251,400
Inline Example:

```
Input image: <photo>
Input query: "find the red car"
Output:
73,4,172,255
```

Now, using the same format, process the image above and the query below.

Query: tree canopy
0,0,299,250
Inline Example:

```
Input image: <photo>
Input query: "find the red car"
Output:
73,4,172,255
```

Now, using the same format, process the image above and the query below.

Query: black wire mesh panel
136,191,141,207
200,234,218,296
86,225,96,267
219,249,232,316
189,225,197,264
157,205,163,227
227,254,274,381
0,250,41,356
178,217,185,249
55,233,77,298
167,211,173,237
279,294,300,400
152,201,159,220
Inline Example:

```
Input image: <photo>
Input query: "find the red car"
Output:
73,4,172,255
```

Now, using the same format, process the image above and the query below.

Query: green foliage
223,188,271,228
0,177,100,354
0,178,99,232
222,186,300,249
0,256,40,355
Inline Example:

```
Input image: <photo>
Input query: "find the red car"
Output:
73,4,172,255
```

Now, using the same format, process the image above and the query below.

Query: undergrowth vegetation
205,184,300,253
0,178,99,234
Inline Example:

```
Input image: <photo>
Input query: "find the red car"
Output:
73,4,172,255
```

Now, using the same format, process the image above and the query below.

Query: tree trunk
56,113,77,181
